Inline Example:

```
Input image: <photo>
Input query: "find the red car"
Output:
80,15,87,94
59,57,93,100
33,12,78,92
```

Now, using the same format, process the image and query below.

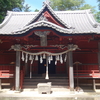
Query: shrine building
0,1,100,91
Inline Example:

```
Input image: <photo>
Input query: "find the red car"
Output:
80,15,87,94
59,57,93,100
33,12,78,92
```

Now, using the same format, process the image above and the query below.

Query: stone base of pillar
70,88,74,91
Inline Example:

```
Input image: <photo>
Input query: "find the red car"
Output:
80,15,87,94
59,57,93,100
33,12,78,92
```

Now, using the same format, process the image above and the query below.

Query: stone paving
0,88,100,100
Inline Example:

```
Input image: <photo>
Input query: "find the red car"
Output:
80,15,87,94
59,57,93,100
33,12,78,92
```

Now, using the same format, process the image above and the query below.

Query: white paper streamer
55,60,57,65
35,55,38,60
43,54,46,59
25,53,28,63
60,55,63,64
21,52,24,61
29,55,33,60
40,55,43,63
31,55,34,64
64,54,67,62
56,55,60,61
50,55,53,60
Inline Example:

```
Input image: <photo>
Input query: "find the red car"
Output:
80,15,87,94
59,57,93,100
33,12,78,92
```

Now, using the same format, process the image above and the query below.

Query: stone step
23,82,68,86
23,75,69,89
23,81,68,84
23,85,69,89
23,78,68,83
23,83,68,86
24,77,68,79
24,79,68,82
23,83,69,87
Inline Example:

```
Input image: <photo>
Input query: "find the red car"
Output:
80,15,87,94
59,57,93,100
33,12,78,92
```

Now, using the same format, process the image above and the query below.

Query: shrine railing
74,70,100,78
0,65,15,78
0,70,14,78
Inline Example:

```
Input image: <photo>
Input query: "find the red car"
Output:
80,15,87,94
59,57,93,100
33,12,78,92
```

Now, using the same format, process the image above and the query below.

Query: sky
25,0,99,12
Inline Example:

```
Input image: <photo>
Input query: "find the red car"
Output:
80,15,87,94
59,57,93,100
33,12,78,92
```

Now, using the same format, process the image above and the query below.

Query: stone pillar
15,51,20,91
98,42,100,71
68,44,74,91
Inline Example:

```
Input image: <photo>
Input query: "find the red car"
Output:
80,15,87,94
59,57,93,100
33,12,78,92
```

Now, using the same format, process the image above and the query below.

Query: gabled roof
0,2,100,35
25,2,71,28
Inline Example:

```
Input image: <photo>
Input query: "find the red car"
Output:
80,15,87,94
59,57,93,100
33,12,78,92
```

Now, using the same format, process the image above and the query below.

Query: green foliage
95,11,100,23
50,0,96,12
80,4,96,13
23,4,31,12
50,0,85,11
97,0,100,10
0,0,30,23
34,9,39,12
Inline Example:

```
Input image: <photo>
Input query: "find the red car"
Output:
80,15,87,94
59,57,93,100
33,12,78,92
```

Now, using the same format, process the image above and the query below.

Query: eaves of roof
11,20,73,35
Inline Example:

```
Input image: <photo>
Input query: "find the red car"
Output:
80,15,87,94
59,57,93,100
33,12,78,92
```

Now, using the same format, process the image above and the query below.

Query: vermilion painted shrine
0,1,100,91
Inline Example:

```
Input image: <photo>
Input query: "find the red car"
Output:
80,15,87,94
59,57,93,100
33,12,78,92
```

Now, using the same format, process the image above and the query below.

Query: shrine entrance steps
23,74,69,92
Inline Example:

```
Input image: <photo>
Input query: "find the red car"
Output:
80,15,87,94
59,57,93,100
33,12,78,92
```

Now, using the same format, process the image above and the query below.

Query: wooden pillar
66,55,69,76
15,51,20,91
98,42,100,71
68,44,74,91
0,79,1,90
93,79,96,91
30,63,32,78
25,62,28,77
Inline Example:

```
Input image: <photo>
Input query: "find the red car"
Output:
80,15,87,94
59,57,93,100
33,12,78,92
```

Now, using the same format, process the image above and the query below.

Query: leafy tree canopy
94,0,100,23
22,4,31,12
80,4,96,13
0,0,30,23
34,9,39,12
97,0,100,10
95,11,100,23
50,0,91,11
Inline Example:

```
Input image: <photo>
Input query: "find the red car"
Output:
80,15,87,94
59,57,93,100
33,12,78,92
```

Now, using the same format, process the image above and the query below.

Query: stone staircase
23,75,69,91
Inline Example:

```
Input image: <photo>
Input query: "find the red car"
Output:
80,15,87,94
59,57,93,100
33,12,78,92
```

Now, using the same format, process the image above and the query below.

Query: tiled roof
0,11,38,35
0,3,100,35
55,10,100,34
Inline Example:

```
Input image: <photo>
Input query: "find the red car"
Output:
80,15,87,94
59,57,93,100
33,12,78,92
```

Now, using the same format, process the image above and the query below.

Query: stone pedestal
37,82,51,94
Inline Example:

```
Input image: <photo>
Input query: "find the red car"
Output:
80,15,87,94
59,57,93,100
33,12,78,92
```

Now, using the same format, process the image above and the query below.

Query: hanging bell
35,55,38,60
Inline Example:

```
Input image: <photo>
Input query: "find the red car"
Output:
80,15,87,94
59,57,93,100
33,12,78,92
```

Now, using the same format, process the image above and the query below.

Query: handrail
0,70,14,78
74,70,100,78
